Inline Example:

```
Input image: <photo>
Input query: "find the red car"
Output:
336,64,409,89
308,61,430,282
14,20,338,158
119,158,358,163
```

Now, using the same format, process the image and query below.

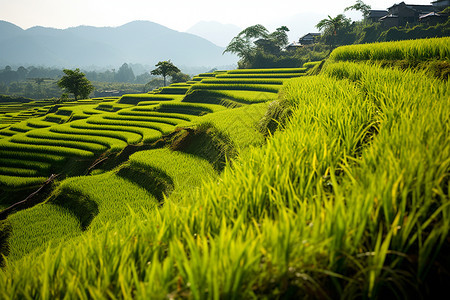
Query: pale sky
0,0,436,38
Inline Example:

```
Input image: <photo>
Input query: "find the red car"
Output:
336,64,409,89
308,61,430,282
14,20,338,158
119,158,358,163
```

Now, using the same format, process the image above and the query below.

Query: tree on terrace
223,24,291,68
316,14,352,50
57,68,94,100
150,60,180,87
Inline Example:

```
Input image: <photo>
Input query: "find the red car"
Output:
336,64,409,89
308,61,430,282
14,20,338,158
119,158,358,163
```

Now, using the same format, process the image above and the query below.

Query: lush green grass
0,175,47,190
216,73,306,79
0,140,96,158
50,123,142,144
119,94,175,105
190,83,281,93
199,78,285,85
227,67,307,74
329,36,450,62
183,90,278,107
303,61,322,68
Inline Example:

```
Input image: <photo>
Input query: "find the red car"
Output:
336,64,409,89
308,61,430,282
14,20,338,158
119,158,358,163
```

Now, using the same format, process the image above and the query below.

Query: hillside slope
0,37,448,299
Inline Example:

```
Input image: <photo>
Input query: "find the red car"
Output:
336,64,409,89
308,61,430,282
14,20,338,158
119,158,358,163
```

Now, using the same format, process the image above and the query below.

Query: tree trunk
163,75,167,87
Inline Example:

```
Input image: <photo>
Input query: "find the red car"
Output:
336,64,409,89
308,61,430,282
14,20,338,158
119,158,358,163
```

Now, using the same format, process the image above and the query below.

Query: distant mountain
186,21,241,47
0,20,237,69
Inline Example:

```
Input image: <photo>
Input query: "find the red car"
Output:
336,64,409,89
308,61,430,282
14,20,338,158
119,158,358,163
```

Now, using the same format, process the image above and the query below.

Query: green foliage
57,69,94,100
150,61,181,87
115,63,135,83
316,14,353,49
170,72,191,84
379,19,450,42
224,24,294,68
0,220,11,267
0,95,33,103
344,0,371,18
329,37,450,62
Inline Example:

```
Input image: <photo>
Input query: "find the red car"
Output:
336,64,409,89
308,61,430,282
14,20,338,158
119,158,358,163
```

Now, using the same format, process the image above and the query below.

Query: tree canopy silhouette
57,68,94,100
150,61,180,87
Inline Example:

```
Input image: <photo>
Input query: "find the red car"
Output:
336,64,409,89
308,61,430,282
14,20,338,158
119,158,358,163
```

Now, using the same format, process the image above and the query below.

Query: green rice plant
1,42,448,298
95,103,132,113
199,78,285,85
0,150,66,163
6,203,83,260
52,170,161,231
69,123,149,144
329,37,450,62
0,140,95,158
8,122,36,134
0,129,16,138
190,83,280,93
129,148,218,199
43,114,70,124
10,134,108,153
51,123,142,144
170,83,192,87
197,73,217,77
303,61,322,68
0,166,41,177
198,102,270,150
119,94,175,105
121,109,195,122
86,116,173,135
55,109,73,117
102,114,183,126
0,175,47,190
26,118,55,129
81,108,103,115
26,128,128,152
0,158,52,172
216,73,306,79
227,67,307,74
158,86,191,95
182,90,277,106
154,102,225,115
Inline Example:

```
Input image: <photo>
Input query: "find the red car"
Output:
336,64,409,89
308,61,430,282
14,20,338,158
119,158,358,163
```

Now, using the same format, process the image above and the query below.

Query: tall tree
57,68,94,100
150,61,180,87
115,63,135,83
224,24,269,59
316,14,350,36
269,26,290,48
345,0,372,19
316,14,352,50
223,24,290,67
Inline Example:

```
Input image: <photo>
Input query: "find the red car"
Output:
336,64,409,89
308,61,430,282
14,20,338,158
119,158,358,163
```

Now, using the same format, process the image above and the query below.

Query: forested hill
0,20,237,68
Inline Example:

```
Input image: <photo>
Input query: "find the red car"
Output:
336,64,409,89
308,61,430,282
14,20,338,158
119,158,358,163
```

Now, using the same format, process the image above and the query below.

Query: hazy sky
0,0,436,38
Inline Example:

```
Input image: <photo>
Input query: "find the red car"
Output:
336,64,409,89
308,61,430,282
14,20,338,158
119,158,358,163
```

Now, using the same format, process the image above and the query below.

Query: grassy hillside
0,37,448,299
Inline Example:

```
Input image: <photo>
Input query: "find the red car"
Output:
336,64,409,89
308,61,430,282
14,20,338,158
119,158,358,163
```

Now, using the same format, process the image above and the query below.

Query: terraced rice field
0,67,305,190
2,36,447,299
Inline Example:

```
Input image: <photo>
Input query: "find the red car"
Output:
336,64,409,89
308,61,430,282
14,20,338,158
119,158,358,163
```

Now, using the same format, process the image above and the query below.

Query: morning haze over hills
0,20,238,70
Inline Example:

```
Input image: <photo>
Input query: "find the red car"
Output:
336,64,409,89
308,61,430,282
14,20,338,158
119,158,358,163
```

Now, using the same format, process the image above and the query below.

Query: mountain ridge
0,20,237,69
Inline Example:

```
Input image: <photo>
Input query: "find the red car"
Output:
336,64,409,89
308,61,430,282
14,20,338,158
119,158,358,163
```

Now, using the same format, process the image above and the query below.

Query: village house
285,42,303,51
371,1,448,28
380,2,435,27
419,11,448,25
368,10,389,22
